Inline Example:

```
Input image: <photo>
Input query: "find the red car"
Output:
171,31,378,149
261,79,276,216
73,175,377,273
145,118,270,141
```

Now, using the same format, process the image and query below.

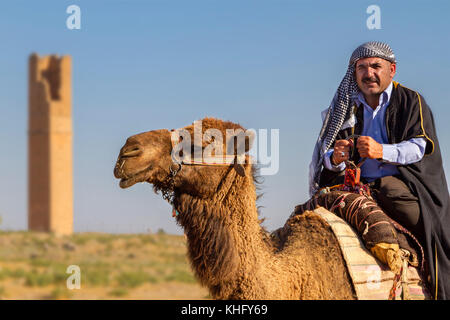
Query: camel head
114,117,255,199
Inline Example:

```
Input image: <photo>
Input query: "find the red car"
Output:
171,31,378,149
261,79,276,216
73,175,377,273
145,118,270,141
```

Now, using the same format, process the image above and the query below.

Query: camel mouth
118,167,151,189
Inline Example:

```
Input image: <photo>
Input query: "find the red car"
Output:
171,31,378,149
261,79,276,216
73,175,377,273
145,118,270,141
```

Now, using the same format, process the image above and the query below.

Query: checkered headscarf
308,41,396,196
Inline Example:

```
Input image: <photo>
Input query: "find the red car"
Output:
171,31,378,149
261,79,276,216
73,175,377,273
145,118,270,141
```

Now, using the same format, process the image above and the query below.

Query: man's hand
357,136,383,159
332,139,353,165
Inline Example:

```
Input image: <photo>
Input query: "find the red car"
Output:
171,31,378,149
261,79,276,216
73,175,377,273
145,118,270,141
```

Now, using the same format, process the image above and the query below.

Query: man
309,41,450,299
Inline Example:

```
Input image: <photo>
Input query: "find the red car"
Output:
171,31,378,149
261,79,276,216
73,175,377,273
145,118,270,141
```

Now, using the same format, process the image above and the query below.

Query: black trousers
369,175,424,243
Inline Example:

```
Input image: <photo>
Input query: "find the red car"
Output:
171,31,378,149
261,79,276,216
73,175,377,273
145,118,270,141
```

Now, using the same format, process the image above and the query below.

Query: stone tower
28,53,73,235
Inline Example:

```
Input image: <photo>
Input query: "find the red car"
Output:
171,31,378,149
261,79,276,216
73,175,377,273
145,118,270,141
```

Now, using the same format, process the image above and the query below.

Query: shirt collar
355,81,393,110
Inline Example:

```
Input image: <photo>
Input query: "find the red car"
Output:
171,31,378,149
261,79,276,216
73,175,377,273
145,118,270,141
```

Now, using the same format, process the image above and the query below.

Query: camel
113,117,357,299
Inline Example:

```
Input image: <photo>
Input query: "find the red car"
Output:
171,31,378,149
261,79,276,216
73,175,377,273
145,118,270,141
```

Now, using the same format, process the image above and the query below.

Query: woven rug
313,206,430,300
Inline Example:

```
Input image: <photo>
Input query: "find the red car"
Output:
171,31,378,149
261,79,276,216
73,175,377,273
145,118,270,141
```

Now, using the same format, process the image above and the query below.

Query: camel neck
174,168,269,298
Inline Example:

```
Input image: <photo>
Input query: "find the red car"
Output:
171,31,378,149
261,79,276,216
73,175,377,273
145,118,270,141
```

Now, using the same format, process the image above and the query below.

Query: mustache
362,77,379,84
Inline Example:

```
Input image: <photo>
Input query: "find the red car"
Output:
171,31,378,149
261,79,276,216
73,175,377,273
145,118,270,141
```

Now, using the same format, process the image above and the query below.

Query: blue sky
0,0,449,234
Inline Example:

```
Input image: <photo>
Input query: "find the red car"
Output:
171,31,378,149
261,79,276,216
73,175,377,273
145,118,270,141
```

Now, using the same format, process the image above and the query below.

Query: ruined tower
28,53,73,235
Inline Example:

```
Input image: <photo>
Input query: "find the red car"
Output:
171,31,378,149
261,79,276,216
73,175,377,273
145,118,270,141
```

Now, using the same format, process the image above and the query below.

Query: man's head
355,57,396,97
349,41,397,98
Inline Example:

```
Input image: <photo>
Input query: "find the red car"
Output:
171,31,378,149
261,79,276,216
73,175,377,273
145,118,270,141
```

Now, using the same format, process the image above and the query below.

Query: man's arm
323,150,346,171
381,137,427,165
323,139,355,171
357,136,427,164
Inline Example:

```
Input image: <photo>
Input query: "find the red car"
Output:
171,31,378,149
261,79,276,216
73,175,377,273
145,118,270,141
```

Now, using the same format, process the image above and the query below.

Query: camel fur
114,117,356,299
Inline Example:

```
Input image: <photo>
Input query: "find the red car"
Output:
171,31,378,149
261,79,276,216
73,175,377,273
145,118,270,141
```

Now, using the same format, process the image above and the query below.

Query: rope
401,251,411,300
389,270,402,300
325,193,387,235
388,217,426,273
329,193,350,212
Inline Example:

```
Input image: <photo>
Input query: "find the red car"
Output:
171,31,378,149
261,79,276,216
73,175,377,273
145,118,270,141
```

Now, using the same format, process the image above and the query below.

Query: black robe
319,81,450,299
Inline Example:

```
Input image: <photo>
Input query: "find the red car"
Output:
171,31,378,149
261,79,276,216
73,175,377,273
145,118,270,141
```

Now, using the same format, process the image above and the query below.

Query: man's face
355,57,396,96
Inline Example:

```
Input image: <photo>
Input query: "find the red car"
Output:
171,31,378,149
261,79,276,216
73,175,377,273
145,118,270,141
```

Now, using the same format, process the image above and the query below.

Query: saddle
316,147,426,275
312,207,429,300
294,191,424,273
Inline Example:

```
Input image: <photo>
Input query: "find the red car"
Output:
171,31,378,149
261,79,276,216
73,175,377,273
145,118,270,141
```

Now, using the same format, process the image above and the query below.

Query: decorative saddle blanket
312,207,430,300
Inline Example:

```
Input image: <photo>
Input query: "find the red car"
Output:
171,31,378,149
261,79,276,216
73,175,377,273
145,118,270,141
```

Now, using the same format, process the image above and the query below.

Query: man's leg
372,175,424,243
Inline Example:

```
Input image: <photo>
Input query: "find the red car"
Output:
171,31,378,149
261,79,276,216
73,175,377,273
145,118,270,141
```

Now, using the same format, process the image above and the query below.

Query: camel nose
114,143,143,178
120,144,143,158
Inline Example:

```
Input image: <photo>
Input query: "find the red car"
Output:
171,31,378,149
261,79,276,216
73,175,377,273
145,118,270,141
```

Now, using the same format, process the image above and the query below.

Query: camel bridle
164,133,247,217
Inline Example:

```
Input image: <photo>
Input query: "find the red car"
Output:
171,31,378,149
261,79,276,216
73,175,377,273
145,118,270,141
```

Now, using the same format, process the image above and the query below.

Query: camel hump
312,207,430,300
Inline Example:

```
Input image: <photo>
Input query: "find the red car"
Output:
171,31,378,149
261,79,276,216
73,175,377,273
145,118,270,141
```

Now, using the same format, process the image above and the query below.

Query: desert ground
0,230,209,300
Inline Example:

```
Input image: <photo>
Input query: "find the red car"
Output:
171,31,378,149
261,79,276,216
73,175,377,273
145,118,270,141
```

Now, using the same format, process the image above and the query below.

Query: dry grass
0,231,209,300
